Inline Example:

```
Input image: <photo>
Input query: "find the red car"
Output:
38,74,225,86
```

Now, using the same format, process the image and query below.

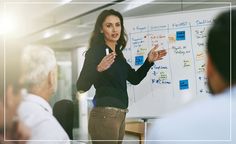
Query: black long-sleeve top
76,44,154,109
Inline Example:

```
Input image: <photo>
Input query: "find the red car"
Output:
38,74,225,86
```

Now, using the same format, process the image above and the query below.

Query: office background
1,0,235,143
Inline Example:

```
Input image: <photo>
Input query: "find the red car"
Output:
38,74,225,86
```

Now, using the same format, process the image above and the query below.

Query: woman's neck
105,41,116,51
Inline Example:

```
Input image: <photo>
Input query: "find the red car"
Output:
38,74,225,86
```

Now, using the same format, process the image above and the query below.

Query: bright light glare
125,0,154,11
43,30,59,39
63,33,72,40
43,31,52,38
0,14,17,35
61,0,72,5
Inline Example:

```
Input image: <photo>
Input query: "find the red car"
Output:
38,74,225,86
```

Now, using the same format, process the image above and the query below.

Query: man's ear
207,55,214,78
48,71,54,88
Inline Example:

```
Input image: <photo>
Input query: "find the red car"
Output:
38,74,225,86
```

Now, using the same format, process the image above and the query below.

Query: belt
101,106,129,113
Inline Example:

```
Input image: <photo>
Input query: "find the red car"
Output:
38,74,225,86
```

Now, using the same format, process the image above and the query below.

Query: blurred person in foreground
152,9,236,144
0,46,30,143
18,45,70,143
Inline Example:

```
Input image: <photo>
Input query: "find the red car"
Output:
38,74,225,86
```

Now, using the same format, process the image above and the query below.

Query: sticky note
176,31,185,41
135,56,144,65
179,79,189,90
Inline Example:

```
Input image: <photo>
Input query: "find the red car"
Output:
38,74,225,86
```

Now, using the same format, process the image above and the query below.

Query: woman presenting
76,9,167,144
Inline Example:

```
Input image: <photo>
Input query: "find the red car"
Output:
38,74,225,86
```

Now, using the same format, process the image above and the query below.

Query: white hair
21,45,57,87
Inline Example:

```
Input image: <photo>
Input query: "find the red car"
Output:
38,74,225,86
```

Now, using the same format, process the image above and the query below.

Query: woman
76,9,167,144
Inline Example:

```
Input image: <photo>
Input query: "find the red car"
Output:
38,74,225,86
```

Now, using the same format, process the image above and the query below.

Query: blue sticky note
176,31,185,41
135,56,144,65
179,79,189,90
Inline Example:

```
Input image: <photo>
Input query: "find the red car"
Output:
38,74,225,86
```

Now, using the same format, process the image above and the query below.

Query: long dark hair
89,9,128,50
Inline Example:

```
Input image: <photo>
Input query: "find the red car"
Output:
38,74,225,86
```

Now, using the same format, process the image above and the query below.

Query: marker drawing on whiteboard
106,48,109,55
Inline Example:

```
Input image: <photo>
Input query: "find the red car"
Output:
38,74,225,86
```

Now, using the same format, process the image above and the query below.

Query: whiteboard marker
154,44,159,51
106,48,109,55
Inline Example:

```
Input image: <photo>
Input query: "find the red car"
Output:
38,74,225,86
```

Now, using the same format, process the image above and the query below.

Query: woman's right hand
97,52,116,72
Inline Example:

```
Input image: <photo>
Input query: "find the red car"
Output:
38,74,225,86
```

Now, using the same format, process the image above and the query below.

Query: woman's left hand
148,45,167,63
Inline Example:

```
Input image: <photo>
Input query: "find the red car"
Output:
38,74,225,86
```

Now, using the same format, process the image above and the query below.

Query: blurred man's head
207,9,236,94
21,45,57,101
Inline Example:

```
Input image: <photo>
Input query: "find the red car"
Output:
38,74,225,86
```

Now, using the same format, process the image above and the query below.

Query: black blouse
76,44,154,109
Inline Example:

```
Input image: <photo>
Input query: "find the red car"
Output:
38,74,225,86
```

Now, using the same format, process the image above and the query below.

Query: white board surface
124,8,228,118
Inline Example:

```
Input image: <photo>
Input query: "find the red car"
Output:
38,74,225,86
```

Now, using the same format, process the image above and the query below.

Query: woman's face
101,15,121,44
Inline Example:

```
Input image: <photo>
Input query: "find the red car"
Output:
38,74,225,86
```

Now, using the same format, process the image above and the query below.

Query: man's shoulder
155,95,231,140
18,95,54,126
18,100,68,139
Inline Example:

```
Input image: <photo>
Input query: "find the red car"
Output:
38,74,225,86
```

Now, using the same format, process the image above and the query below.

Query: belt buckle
122,109,129,113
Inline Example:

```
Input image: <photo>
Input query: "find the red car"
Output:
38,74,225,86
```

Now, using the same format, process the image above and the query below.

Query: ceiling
1,0,235,50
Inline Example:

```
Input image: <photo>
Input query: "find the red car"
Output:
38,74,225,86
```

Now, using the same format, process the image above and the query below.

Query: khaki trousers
88,107,127,144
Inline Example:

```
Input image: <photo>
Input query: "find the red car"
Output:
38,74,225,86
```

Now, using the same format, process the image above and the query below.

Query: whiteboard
123,8,227,118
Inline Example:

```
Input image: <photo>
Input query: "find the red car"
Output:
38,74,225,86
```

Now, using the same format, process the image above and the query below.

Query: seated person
18,45,70,143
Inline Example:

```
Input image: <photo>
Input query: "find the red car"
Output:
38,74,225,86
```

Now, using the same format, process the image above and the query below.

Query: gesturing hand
148,45,167,63
97,52,116,72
